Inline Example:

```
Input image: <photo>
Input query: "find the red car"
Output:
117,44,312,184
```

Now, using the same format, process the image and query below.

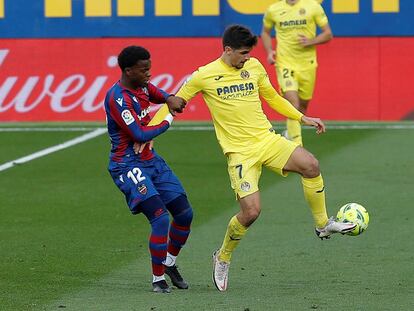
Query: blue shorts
108,154,186,214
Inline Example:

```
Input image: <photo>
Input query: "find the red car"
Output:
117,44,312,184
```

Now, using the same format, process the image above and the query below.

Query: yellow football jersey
263,0,328,70
176,57,303,154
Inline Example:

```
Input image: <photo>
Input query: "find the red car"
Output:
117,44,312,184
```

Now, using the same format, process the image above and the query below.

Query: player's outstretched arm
148,104,172,126
301,116,326,134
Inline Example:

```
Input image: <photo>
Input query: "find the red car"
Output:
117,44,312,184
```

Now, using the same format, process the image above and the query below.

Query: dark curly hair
118,46,150,71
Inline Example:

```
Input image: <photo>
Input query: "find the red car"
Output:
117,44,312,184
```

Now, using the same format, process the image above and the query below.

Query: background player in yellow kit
261,0,332,145
149,25,355,292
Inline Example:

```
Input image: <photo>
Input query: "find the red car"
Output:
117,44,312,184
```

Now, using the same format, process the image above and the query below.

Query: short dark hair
222,24,258,50
118,46,150,71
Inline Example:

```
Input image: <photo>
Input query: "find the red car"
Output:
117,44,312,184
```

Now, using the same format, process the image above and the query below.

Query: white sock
153,274,165,283
163,253,177,267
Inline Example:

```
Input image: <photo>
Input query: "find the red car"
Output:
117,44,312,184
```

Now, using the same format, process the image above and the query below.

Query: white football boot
315,217,356,239
212,250,230,291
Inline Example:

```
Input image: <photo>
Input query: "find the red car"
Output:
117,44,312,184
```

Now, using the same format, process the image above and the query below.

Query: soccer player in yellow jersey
261,0,332,146
149,25,355,291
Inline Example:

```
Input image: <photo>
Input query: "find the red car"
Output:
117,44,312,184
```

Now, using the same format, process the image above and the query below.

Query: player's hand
166,96,186,115
301,116,326,134
267,51,276,65
133,140,154,154
298,34,313,47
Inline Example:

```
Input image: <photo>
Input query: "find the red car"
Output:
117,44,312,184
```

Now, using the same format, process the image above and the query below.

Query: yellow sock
286,118,303,146
302,174,329,228
218,215,248,263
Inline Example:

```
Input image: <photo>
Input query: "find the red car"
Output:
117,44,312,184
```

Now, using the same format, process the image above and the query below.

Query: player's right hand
166,95,187,114
133,140,154,154
267,51,276,65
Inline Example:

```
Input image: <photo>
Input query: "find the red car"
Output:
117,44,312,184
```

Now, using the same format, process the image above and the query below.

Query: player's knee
304,155,320,178
174,207,193,227
241,206,261,226
167,195,193,226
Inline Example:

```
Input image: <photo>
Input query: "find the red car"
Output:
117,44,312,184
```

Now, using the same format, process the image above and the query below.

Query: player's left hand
298,34,313,47
133,140,154,154
166,96,187,115
301,116,326,134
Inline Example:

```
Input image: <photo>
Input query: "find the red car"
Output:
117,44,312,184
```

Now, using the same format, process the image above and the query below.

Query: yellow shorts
276,65,316,101
226,134,299,199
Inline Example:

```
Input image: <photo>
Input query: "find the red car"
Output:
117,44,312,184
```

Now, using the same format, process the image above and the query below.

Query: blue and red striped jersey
104,81,170,163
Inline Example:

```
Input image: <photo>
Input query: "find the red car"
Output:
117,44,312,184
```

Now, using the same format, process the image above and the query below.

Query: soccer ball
336,203,369,236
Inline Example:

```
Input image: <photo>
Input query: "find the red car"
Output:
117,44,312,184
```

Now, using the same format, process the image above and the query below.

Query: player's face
125,59,152,87
227,47,252,69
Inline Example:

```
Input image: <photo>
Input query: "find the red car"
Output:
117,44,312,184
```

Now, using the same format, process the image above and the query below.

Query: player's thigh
227,152,262,200
109,164,159,214
283,146,320,177
152,156,187,205
276,65,298,94
297,67,316,101
263,135,300,177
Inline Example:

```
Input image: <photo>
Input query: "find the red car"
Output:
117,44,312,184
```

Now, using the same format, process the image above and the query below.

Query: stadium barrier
0,37,413,121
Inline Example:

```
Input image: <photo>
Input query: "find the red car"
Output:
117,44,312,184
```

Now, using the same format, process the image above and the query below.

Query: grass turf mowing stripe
0,128,106,172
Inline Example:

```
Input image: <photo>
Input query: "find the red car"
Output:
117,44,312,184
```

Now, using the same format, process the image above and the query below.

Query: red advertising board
0,38,413,122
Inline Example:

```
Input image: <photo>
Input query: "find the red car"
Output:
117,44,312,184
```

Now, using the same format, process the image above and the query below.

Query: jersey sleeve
148,82,170,104
148,104,170,126
256,62,303,121
175,70,203,102
108,91,170,142
262,7,274,30
314,3,328,28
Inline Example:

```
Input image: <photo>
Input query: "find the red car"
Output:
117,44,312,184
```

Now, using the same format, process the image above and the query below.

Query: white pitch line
0,128,107,172
0,127,103,132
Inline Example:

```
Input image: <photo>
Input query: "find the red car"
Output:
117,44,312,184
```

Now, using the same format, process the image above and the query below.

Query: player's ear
224,46,233,55
124,67,132,76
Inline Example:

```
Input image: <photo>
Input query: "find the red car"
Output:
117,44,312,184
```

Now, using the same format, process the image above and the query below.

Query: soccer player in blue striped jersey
104,46,193,293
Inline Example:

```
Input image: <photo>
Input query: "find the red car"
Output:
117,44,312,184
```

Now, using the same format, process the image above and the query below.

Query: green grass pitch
0,122,413,310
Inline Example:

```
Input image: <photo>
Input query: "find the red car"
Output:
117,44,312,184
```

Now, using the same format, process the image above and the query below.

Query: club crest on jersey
299,8,306,15
138,184,147,195
121,110,134,125
240,181,251,192
240,70,250,79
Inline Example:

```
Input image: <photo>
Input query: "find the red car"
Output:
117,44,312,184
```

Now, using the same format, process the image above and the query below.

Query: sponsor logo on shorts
240,181,251,192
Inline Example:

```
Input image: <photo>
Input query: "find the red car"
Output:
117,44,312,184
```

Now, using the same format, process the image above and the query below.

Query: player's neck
286,0,299,6
220,53,235,69
120,76,139,90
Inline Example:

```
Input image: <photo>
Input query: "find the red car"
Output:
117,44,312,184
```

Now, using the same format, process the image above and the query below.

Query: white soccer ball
336,203,369,236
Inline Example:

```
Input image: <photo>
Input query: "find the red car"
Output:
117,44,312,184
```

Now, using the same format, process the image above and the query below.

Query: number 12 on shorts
127,167,146,184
